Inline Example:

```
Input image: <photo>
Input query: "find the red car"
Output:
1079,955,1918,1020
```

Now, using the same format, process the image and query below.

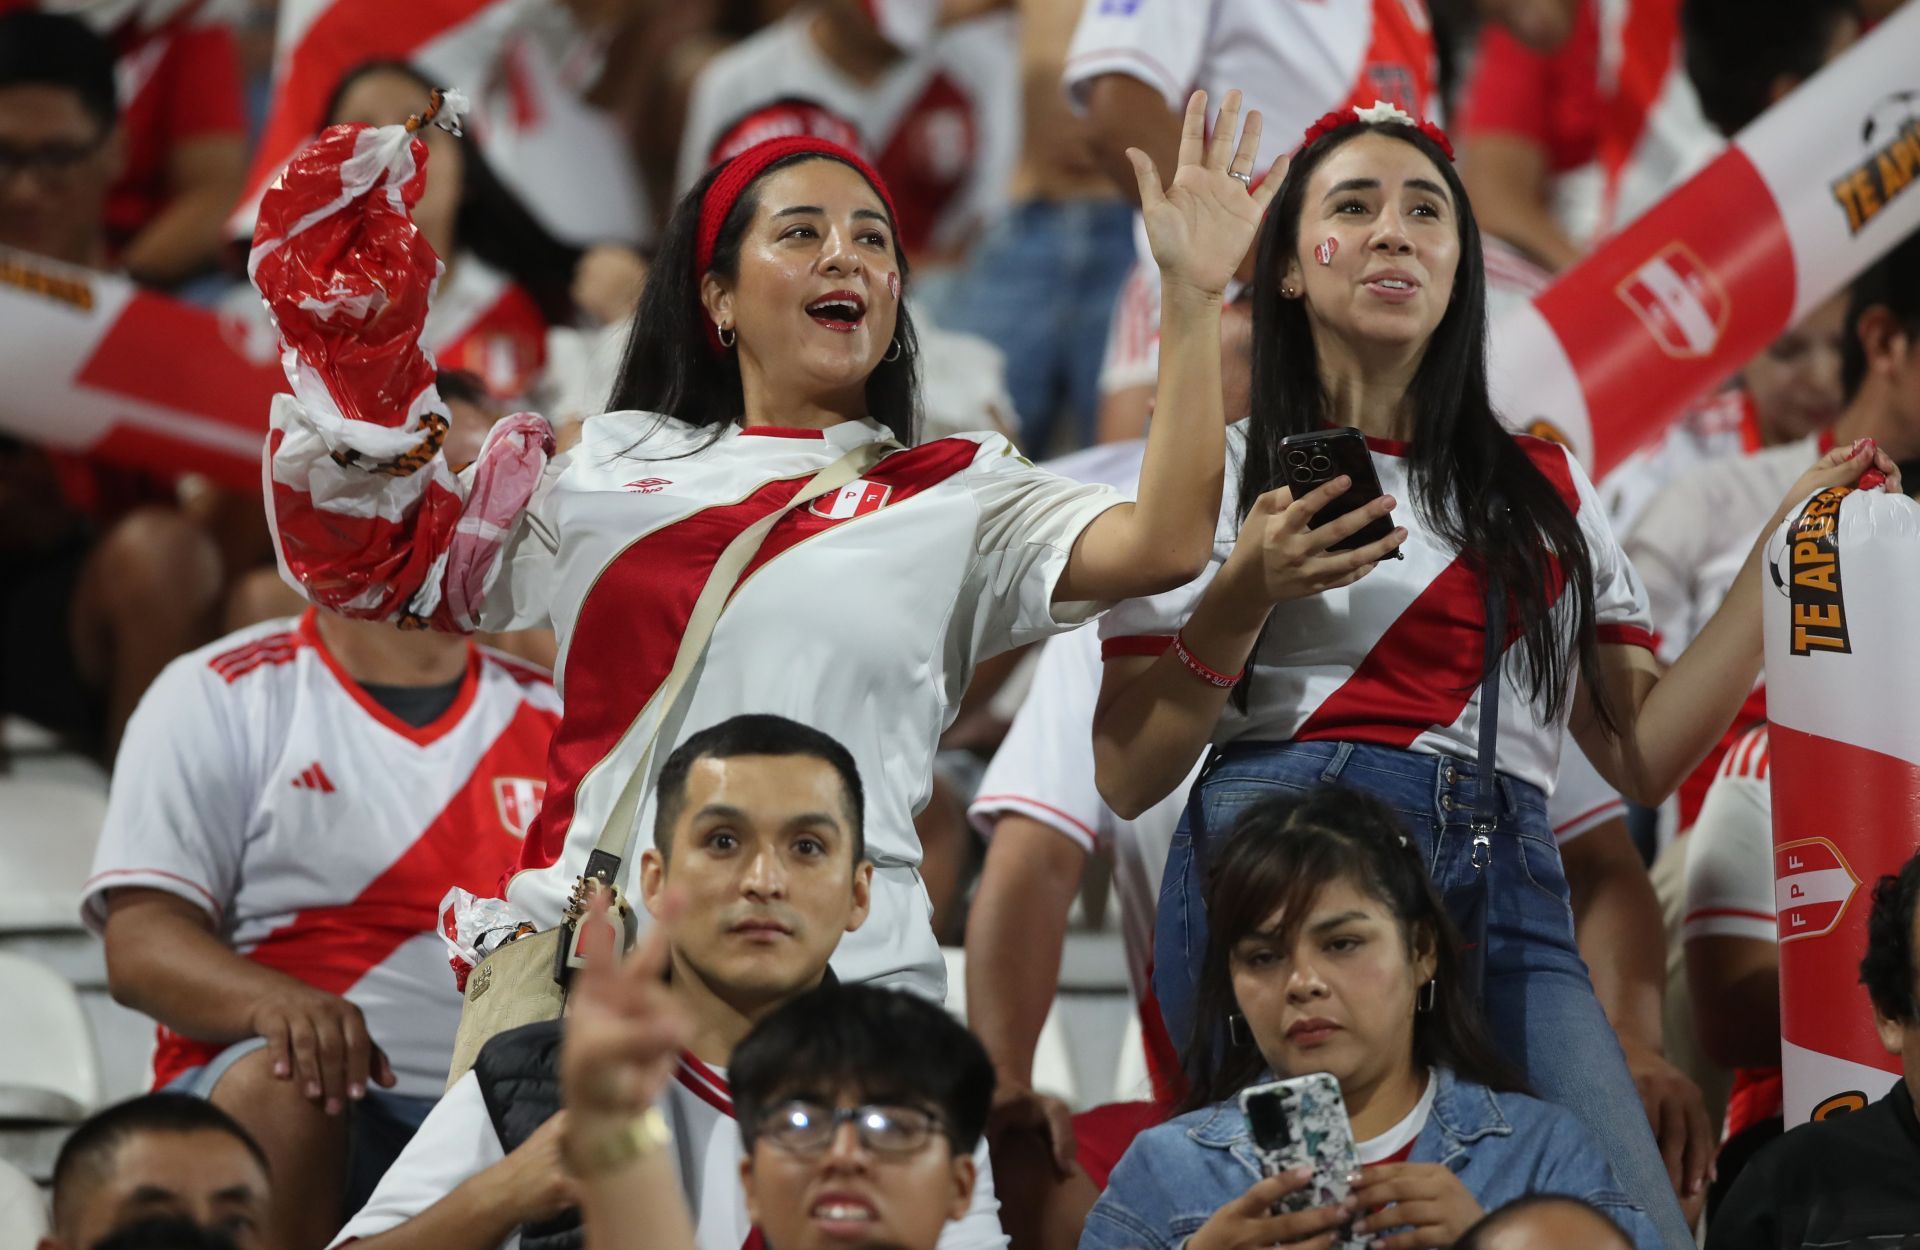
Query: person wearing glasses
333,714,1009,1250
563,970,995,1250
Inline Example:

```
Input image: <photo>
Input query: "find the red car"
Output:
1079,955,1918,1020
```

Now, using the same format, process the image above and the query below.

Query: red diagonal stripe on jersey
516,439,977,876
150,700,553,1088
312,762,337,793
241,703,552,996
1294,441,1574,748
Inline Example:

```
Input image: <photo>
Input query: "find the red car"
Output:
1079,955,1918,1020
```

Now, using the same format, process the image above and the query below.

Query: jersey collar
298,609,482,748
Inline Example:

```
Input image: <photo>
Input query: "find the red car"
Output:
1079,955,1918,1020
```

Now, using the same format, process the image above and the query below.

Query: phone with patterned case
1238,1073,1366,1249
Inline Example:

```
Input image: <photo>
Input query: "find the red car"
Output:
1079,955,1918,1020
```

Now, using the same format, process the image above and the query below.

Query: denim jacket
1079,1068,1662,1250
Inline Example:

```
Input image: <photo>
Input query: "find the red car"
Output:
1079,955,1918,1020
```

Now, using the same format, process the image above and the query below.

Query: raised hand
560,888,691,1126
1130,90,1287,305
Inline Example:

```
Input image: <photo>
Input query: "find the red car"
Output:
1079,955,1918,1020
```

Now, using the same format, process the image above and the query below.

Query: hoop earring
1227,1012,1253,1047
883,338,902,363
717,323,736,348
1417,979,1437,1013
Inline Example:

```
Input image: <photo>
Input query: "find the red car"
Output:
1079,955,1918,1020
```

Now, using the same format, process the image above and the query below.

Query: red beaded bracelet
1172,632,1244,688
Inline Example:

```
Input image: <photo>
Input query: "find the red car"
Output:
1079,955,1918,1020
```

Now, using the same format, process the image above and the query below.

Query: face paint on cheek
1316,237,1338,266
886,271,900,301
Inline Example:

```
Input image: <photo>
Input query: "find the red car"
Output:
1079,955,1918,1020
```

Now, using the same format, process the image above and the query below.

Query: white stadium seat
0,778,108,933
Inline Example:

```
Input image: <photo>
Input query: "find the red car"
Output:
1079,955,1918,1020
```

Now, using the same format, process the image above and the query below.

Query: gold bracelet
562,1107,672,1179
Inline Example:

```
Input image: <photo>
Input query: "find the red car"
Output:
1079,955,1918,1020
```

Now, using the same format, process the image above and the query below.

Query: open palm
1131,90,1287,303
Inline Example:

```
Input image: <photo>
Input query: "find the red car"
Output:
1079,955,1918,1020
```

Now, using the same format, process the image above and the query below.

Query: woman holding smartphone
1079,788,1660,1250
1089,101,1899,1245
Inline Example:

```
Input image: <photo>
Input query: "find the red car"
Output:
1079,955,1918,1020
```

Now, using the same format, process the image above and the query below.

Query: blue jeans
939,198,1136,452
1152,740,1694,1249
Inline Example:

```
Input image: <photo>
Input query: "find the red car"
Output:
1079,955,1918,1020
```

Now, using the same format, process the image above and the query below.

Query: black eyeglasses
0,138,106,182
759,1100,944,1156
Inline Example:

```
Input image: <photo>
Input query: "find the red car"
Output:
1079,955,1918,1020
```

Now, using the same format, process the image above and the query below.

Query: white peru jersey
395,415,1121,999
1099,422,1655,795
82,612,561,1097
334,1058,1009,1250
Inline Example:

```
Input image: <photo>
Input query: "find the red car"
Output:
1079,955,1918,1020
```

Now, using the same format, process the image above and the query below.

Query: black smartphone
1275,427,1400,557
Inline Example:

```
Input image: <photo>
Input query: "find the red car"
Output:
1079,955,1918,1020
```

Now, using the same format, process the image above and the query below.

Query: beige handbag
445,439,891,1086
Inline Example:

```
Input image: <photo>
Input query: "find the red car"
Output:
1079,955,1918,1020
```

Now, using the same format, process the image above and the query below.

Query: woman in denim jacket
1081,788,1661,1250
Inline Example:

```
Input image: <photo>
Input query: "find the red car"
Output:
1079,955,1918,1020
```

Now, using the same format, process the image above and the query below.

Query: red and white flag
233,0,645,246
1490,4,1920,476
0,246,283,491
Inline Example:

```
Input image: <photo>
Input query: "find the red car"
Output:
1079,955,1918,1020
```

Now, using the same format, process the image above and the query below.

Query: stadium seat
0,952,101,1183
0,778,108,932
940,947,1079,1107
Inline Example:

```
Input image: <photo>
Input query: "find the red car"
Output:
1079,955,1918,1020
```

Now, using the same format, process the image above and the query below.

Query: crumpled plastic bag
249,91,469,434
439,886,539,993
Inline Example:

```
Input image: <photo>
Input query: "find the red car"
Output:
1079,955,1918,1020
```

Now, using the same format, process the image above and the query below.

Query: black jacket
472,1019,579,1250
1706,1078,1920,1249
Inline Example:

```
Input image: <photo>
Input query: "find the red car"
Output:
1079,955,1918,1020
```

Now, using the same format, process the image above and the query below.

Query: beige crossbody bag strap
569,438,891,903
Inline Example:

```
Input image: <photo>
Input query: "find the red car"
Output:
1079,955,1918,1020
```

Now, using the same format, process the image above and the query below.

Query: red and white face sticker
886,271,900,301
1315,237,1338,266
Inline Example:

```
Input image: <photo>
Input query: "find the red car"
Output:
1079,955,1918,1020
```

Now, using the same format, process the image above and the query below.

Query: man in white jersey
676,1,1018,273
334,714,1007,1250
85,601,563,1250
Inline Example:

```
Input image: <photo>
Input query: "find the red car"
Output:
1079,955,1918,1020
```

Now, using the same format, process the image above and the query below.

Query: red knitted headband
1300,101,1454,161
695,136,900,353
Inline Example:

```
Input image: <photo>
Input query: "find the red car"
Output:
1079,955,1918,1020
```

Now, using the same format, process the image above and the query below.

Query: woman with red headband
1087,102,1897,1246
252,89,1280,1004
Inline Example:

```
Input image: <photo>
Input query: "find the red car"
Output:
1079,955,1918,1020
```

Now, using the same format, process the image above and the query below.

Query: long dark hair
605,153,920,445
323,60,584,327
1242,119,1610,729
1181,786,1526,1113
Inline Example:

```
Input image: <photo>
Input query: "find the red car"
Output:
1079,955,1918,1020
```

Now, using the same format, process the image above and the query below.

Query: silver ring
1228,169,1253,188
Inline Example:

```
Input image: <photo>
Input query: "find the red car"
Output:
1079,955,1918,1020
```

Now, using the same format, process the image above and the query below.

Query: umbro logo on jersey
291,762,336,793
809,479,892,520
624,477,672,493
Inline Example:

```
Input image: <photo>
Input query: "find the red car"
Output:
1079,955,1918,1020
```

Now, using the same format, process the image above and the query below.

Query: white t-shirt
676,9,1019,258
1099,423,1655,795
82,612,562,1097
1680,725,1775,945
269,410,1125,1001
1355,1072,1436,1165
334,1057,1008,1250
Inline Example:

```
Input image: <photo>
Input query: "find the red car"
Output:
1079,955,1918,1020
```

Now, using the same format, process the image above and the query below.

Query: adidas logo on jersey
291,762,336,793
